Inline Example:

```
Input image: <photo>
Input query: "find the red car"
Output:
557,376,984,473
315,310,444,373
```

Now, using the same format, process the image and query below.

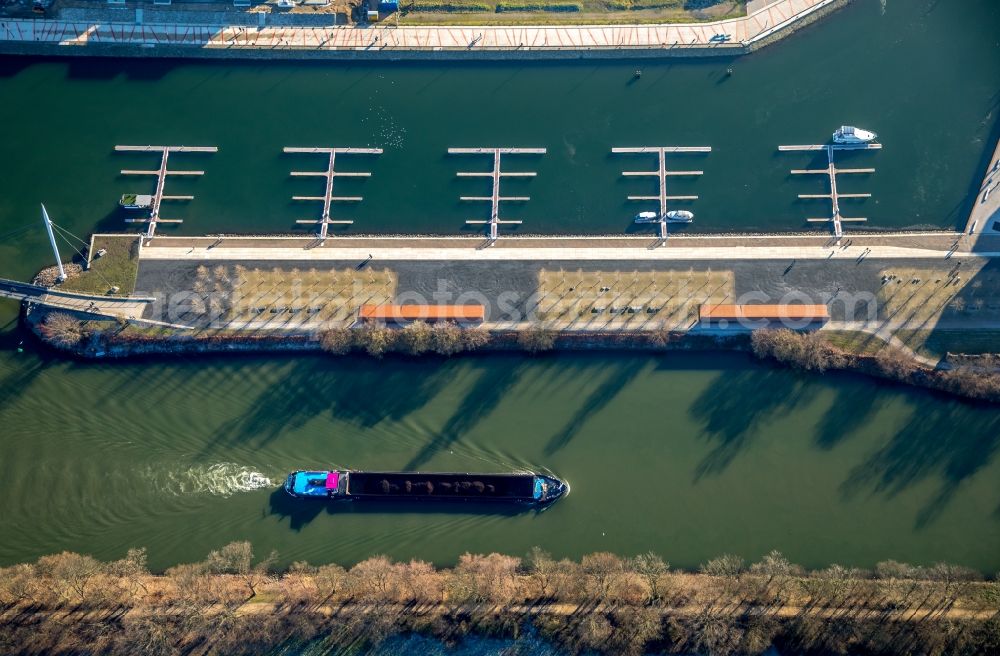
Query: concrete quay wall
0,0,850,61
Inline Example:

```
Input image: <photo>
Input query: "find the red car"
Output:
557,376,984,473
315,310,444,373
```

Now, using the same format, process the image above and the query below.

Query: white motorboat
832,126,877,145
634,211,659,224
665,210,694,223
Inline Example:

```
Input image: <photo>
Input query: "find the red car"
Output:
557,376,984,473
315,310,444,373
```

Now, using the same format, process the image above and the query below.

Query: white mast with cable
40,204,66,282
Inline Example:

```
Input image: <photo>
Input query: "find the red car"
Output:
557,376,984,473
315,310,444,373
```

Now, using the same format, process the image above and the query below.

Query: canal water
0,0,998,571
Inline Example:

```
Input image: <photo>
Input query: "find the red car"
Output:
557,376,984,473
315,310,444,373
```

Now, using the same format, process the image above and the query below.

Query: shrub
750,329,844,372
355,324,396,358
605,0,682,9
406,0,492,11
517,326,556,353
460,326,491,351
40,312,88,348
938,367,1000,402
495,1,581,11
319,327,353,355
398,321,433,355
874,346,918,378
430,321,463,355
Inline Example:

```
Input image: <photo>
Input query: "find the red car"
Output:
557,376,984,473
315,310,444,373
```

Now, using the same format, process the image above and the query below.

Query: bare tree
349,555,398,602
749,550,802,603
750,328,844,372
430,321,464,355
166,562,214,610
398,321,432,354
875,346,918,378
279,561,318,605
355,324,396,358
399,559,441,604
314,562,348,603
526,546,557,600
581,552,624,601
700,554,746,595
205,541,276,600
460,326,491,351
107,547,150,604
517,326,556,354
0,564,37,606
693,612,743,656
453,553,521,604
40,312,88,348
319,327,353,354
630,552,670,602
35,551,103,605
927,562,981,606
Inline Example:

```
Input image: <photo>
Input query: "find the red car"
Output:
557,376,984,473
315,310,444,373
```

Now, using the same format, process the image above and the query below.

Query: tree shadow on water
403,358,529,471
813,381,887,451
544,360,646,456
208,355,456,449
0,356,46,415
688,367,819,482
840,401,1000,530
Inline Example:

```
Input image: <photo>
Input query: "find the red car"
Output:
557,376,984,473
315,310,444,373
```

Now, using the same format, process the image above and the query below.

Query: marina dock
284,147,383,240
613,146,711,241
115,145,218,239
780,143,881,239
449,147,546,242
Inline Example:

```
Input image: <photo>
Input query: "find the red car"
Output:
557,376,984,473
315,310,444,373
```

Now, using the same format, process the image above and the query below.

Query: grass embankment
394,0,746,26
892,329,1000,360
1,543,997,655
54,235,140,297
820,329,1000,365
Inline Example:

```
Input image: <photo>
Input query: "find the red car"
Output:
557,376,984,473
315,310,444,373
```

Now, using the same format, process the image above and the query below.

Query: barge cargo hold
284,470,567,506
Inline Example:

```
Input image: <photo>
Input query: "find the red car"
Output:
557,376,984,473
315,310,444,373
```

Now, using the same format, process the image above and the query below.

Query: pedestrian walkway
0,276,153,319
0,0,836,54
138,242,999,263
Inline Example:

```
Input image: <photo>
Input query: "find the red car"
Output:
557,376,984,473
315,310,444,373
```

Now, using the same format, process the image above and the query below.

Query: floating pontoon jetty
613,146,712,241
779,142,881,239
115,145,218,239
284,147,383,240
449,147,546,243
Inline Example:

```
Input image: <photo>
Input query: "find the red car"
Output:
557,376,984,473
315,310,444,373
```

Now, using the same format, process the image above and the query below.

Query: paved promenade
139,242,996,262
0,0,836,54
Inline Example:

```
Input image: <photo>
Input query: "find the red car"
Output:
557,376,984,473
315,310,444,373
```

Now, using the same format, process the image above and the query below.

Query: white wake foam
154,463,275,497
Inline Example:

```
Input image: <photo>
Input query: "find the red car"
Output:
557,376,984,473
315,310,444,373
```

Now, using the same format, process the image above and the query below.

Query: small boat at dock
634,211,659,224
832,126,877,145
119,193,152,209
284,469,567,506
665,210,694,223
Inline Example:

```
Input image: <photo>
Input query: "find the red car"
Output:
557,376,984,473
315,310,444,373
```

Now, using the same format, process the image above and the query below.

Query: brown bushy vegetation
0,544,997,656
938,366,1000,401
517,326,556,353
319,321,493,358
750,329,845,372
38,313,90,348
752,329,1000,403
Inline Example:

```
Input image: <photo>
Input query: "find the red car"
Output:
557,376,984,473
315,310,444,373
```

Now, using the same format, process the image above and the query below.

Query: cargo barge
284,470,567,506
